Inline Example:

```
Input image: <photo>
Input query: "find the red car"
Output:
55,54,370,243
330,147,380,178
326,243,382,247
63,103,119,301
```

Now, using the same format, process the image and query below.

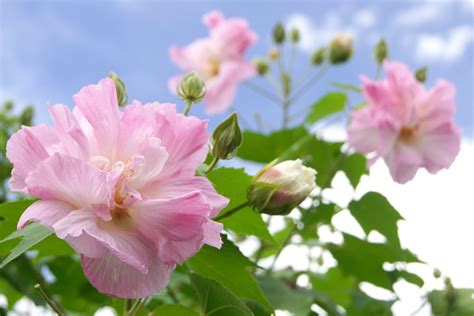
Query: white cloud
394,2,447,27
415,25,473,63
353,8,377,29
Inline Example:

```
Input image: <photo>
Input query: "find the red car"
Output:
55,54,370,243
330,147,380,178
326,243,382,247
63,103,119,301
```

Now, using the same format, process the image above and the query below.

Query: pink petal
53,209,153,274
82,252,173,299
202,10,225,29
130,192,215,264
6,125,59,193
167,75,182,96
418,80,456,125
144,176,228,217
147,103,209,177
49,104,90,161
18,200,74,229
347,106,381,154
25,153,113,219
72,78,120,158
202,220,224,248
384,142,424,184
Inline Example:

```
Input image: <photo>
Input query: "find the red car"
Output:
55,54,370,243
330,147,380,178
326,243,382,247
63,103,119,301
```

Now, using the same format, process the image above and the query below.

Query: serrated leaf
306,92,347,124
348,192,403,248
189,273,253,316
340,153,368,188
310,267,355,308
0,222,52,268
207,168,275,244
187,236,272,311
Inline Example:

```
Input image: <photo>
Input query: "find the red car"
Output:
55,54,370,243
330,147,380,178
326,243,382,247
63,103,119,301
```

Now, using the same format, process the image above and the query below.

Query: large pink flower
347,61,461,184
7,78,228,298
169,10,257,114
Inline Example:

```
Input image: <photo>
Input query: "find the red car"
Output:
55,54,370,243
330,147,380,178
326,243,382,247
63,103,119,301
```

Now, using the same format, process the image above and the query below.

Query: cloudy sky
1,1,473,315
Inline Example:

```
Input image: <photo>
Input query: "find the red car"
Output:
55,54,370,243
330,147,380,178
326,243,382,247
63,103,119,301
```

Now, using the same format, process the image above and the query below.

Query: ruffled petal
384,142,424,184
18,200,74,229
25,153,113,219
81,252,173,299
72,78,120,158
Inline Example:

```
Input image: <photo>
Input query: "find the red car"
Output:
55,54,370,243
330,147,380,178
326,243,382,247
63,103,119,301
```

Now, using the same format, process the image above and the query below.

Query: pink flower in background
7,78,228,298
347,61,461,184
169,10,257,114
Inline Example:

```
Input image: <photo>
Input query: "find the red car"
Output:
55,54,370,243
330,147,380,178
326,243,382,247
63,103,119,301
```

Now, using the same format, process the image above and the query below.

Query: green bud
415,66,428,83
19,106,34,126
328,33,353,64
268,48,279,61
272,22,286,44
210,112,242,160
108,72,128,107
374,38,388,64
177,72,206,104
311,47,326,65
290,28,300,43
433,268,442,279
254,59,269,76
3,101,14,112
248,159,316,216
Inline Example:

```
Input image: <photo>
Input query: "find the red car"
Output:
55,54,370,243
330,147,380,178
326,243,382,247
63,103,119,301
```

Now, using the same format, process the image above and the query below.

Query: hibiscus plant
0,10,472,316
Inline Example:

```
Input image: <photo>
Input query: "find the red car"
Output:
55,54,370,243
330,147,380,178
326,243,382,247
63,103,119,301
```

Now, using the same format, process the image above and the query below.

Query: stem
123,299,133,316
375,63,382,79
289,43,297,75
282,99,290,128
183,101,192,116
242,81,282,105
289,64,329,104
205,157,219,173
128,298,146,316
213,201,250,221
34,284,65,316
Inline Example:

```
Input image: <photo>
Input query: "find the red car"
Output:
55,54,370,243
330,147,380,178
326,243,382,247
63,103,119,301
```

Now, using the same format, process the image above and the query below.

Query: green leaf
187,236,273,311
300,203,336,241
327,234,419,290
309,267,355,308
429,288,474,316
237,127,308,163
346,289,393,316
189,273,253,316
0,200,35,254
340,153,368,188
390,270,424,287
348,192,403,248
207,168,275,244
306,92,347,124
0,222,52,268
151,304,199,316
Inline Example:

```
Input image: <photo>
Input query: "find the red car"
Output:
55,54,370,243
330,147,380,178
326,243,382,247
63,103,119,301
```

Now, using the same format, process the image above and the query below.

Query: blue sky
1,0,473,136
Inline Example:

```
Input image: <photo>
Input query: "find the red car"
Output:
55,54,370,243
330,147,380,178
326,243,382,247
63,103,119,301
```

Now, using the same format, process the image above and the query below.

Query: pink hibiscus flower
347,61,461,184
7,78,228,298
169,10,257,114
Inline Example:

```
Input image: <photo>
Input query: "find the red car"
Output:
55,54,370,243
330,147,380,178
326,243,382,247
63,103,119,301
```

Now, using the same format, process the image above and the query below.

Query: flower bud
433,268,442,279
328,33,353,64
254,59,269,76
19,106,34,126
290,28,300,43
108,72,128,107
268,48,280,61
210,112,242,160
373,38,388,64
311,47,326,65
272,22,286,44
248,159,316,215
177,72,206,104
3,101,14,112
415,66,428,83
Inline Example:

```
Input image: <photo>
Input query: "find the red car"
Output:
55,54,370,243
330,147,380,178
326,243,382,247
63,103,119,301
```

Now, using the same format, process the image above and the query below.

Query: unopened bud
177,72,206,104
3,101,14,112
19,106,34,126
268,48,279,61
290,28,300,43
328,33,353,64
415,66,428,83
108,72,128,107
433,268,442,279
254,59,269,76
248,159,316,216
272,22,286,44
311,47,326,65
210,112,242,160
374,38,388,64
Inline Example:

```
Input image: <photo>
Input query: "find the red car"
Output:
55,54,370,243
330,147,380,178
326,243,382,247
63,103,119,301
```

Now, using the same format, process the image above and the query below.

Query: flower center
399,126,418,143
207,57,220,78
